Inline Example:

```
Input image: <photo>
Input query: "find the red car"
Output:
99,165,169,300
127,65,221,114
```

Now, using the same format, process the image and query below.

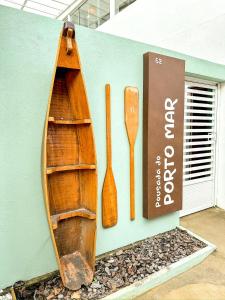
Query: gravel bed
15,227,206,300
0,294,12,300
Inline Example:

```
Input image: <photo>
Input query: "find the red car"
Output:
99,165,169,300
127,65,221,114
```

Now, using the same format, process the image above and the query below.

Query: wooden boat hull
43,23,97,290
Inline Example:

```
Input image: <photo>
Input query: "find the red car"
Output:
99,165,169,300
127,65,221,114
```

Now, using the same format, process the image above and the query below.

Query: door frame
181,76,219,216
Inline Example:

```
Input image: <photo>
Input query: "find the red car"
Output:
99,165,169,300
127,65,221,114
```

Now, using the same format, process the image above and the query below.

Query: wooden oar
124,87,139,220
102,84,118,228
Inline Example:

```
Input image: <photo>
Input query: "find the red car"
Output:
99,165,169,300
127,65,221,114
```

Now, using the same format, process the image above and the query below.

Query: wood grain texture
43,25,97,290
102,84,118,228
124,87,139,220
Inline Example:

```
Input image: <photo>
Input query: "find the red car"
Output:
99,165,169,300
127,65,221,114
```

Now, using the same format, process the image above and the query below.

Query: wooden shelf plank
57,65,80,70
51,208,96,230
47,164,96,174
48,117,91,125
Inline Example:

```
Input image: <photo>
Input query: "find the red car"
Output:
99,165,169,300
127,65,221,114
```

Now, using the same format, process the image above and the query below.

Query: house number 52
155,57,162,64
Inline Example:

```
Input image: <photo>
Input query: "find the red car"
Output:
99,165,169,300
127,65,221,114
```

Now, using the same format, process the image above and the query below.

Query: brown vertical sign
143,52,185,219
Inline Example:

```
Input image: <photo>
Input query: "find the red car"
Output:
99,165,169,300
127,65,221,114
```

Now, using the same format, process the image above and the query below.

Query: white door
181,81,217,216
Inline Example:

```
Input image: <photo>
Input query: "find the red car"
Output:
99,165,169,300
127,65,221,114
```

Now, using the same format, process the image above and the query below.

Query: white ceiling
0,0,84,19
98,0,225,65
2,0,225,64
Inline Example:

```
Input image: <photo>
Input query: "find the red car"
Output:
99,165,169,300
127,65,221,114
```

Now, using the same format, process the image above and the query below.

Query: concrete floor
137,207,225,300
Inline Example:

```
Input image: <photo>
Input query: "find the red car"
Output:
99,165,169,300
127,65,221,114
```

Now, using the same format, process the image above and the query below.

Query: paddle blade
124,87,139,145
102,168,117,228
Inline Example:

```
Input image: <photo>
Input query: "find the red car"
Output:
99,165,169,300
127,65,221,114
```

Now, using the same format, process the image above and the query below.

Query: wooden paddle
102,84,118,228
124,87,139,220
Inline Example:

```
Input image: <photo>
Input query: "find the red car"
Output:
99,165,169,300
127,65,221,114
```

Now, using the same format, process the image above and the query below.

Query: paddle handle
130,144,135,220
105,84,112,168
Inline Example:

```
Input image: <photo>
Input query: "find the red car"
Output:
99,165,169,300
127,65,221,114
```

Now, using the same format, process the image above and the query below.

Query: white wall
99,0,225,210
216,83,225,210
98,0,225,65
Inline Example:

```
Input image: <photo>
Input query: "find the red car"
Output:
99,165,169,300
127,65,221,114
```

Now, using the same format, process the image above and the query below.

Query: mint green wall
1,5,225,289
0,6,61,288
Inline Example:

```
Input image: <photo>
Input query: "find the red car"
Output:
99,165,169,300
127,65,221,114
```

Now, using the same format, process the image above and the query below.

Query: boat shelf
46,164,96,174
43,22,97,290
51,208,96,230
48,117,91,125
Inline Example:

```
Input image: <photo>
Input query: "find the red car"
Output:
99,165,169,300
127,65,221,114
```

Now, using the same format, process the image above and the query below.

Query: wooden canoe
43,22,97,290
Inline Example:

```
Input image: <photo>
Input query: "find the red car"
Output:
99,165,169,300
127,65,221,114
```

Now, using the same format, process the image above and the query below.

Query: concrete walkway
137,207,225,300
